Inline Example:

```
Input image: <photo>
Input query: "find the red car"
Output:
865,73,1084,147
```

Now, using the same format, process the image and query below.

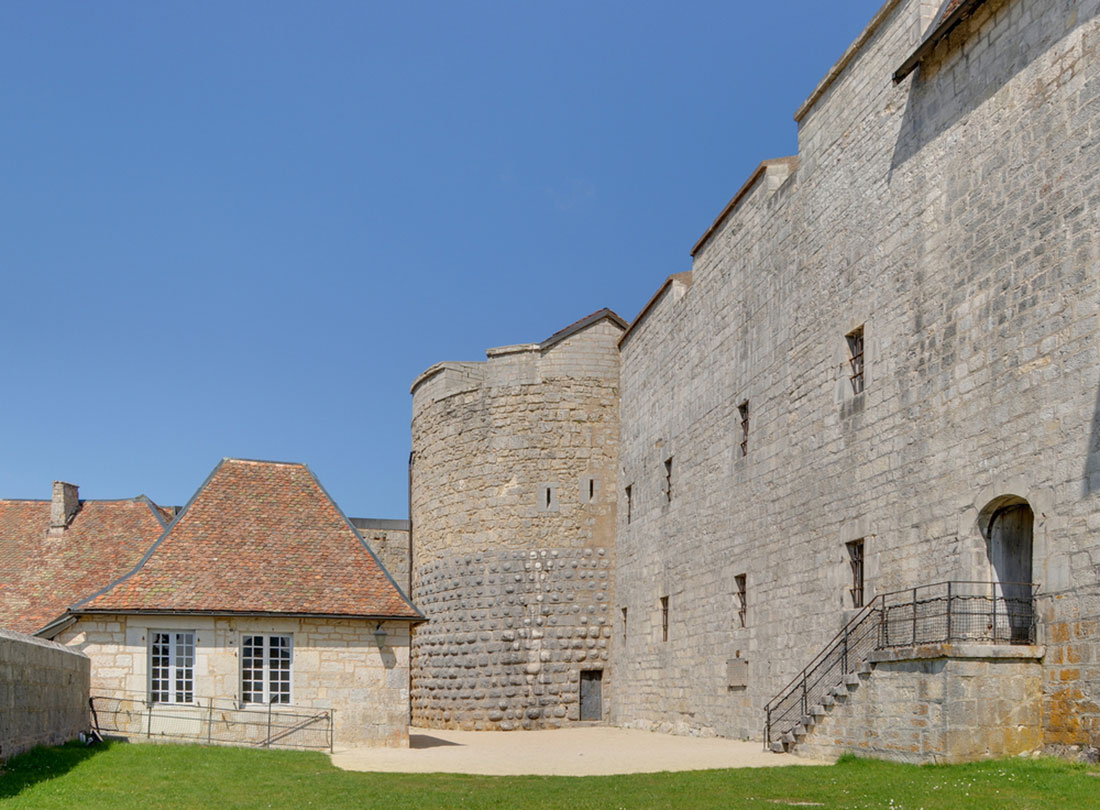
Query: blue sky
1,0,885,516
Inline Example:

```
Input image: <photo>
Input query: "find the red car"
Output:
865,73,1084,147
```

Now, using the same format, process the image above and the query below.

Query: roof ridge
69,460,227,611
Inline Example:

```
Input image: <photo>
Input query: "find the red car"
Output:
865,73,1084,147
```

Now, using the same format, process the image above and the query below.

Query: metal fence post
147,701,153,739
267,698,273,748
991,585,997,642
765,707,771,750
801,673,808,717
842,626,849,674
329,709,335,753
207,698,213,745
911,587,918,646
945,582,953,642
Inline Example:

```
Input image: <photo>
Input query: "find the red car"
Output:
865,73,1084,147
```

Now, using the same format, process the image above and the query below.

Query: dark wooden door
579,670,602,721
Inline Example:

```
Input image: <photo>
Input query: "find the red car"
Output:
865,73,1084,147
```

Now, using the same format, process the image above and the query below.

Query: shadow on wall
890,0,1096,174
1083,385,1100,496
0,740,103,800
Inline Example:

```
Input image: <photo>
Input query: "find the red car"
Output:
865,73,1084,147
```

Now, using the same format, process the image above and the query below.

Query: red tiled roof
0,497,167,634
77,459,421,620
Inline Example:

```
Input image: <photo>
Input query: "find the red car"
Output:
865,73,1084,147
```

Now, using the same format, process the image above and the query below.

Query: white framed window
241,634,293,705
150,631,194,704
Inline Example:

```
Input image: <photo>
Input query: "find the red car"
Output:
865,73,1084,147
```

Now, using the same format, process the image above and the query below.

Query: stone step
801,713,815,728
845,673,861,687
811,704,827,717
821,694,835,708
859,661,873,675
793,723,808,738
770,741,786,754
783,731,796,744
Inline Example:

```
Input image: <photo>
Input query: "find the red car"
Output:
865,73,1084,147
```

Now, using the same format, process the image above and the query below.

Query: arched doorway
979,496,1034,644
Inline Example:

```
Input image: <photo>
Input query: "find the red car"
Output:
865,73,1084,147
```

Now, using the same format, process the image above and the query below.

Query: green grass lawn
1,742,1097,809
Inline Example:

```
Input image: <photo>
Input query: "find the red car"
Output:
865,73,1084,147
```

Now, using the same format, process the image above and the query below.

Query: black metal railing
879,581,1037,649
89,693,334,752
763,580,1036,750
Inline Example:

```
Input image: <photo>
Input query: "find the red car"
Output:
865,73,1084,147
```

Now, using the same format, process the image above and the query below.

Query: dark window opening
625,485,632,523
735,574,747,628
847,539,865,608
847,326,865,395
664,458,673,503
660,596,669,642
738,401,749,457
621,607,627,642
545,487,552,508
589,478,595,501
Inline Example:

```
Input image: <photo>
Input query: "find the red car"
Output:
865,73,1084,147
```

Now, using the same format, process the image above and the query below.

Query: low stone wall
0,628,90,760
797,644,1044,763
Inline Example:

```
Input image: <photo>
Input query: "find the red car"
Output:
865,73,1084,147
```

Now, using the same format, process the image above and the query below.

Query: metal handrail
763,580,1037,750
88,691,335,752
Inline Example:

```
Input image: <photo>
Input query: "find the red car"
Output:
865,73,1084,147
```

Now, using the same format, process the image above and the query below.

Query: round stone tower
409,309,624,729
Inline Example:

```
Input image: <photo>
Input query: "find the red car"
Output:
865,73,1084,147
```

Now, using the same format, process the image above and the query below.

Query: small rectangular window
621,607,628,642
242,634,293,705
738,401,749,457
847,326,865,395
625,485,632,523
150,631,194,704
660,596,669,642
847,540,865,608
664,458,673,503
735,574,747,628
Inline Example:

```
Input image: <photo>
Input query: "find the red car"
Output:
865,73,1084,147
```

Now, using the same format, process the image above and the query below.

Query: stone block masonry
412,548,612,729
613,0,1100,752
410,312,623,729
0,628,90,760
797,644,1044,763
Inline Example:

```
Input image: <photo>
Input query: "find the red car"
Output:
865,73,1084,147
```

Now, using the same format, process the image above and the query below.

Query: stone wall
614,0,1100,748
352,519,412,595
797,644,1044,763
412,547,612,729
410,313,622,728
0,628,89,760
56,614,411,747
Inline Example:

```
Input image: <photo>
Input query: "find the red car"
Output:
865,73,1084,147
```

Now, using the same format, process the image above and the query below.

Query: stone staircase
770,663,870,753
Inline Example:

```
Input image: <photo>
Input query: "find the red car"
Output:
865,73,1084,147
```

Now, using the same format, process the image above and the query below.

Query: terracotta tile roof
0,497,167,634
76,459,422,620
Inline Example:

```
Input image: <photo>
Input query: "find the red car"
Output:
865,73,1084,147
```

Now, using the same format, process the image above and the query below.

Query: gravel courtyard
331,726,823,775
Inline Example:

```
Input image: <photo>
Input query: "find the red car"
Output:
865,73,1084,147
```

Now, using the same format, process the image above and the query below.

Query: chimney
49,481,80,535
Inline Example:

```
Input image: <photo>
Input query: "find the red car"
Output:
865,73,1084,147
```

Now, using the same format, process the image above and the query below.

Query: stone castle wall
0,628,90,760
409,315,622,728
614,0,1100,749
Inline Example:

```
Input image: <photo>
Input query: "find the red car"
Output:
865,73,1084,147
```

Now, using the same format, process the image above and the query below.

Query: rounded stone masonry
409,310,624,729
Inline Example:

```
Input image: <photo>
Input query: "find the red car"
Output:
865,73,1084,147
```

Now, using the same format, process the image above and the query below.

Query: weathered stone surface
56,615,410,747
1,628,89,759
611,0,1100,751
410,316,622,728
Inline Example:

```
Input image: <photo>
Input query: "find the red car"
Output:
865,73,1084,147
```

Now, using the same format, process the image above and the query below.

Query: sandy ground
331,726,825,776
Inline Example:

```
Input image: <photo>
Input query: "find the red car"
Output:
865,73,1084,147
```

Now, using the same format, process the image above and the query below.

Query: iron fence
763,580,1036,750
879,581,1036,648
89,693,334,752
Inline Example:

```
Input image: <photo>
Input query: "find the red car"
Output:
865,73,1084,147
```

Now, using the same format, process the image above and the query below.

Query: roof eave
72,607,426,624
893,0,989,83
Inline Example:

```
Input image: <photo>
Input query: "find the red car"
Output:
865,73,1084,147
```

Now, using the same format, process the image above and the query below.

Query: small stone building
0,459,422,748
